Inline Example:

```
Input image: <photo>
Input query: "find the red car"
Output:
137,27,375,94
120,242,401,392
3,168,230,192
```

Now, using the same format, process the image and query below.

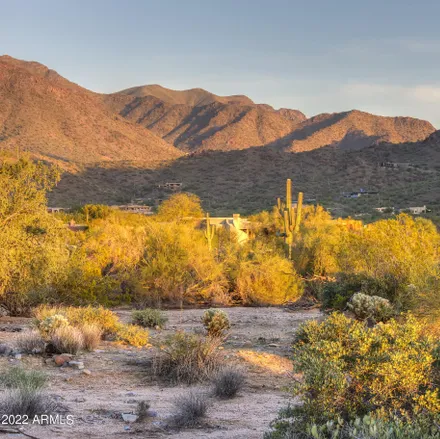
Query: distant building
374,207,395,214
111,205,154,215
203,214,252,244
156,182,183,191
47,207,71,213
399,206,427,215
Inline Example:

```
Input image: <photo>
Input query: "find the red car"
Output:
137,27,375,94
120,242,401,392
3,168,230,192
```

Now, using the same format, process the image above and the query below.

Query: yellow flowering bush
291,313,439,422
115,324,150,348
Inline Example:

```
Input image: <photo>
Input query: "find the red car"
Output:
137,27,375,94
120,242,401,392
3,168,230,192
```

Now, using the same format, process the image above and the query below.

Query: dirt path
0,307,321,439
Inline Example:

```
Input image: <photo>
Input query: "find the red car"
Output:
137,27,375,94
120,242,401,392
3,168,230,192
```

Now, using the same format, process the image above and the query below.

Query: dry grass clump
0,367,47,391
212,368,245,399
80,324,102,351
51,326,84,354
0,389,57,420
169,391,209,428
15,330,46,354
0,368,56,421
153,332,222,384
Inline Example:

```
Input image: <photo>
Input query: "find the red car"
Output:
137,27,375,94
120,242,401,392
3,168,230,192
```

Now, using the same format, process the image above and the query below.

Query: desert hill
103,90,307,152
116,84,255,106
106,86,434,153
1,55,439,215
271,110,435,152
0,56,182,168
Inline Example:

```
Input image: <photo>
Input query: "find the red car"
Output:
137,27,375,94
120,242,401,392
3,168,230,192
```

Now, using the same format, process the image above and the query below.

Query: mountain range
0,55,439,215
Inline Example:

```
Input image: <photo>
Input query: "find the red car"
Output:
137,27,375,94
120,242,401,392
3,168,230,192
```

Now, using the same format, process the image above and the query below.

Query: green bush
265,409,440,439
290,313,439,425
202,309,230,337
132,308,168,328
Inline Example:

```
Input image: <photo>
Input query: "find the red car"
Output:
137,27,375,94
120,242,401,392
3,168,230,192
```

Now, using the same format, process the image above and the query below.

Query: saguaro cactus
277,179,303,259
204,212,215,251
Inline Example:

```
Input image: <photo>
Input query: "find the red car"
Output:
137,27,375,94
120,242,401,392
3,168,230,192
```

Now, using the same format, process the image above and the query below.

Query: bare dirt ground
0,307,321,439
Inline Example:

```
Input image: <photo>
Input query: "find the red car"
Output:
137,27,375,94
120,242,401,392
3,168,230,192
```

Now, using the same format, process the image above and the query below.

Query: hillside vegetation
1,55,438,215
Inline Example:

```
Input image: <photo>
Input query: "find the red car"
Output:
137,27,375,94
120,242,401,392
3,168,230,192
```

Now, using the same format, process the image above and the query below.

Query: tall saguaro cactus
204,212,215,251
277,179,303,259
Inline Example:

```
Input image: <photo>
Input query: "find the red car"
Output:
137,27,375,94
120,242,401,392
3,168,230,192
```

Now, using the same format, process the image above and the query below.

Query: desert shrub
38,314,69,338
51,326,84,354
139,222,225,305
265,409,440,439
0,389,57,420
202,309,230,337
290,313,439,426
153,332,222,384
34,305,119,335
321,273,410,312
339,214,440,312
15,330,46,354
169,391,209,428
81,204,111,221
236,245,303,305
0,367,55,421
291,206,349,277
157,193,204,221
80,324,102,351
116,324,149,347
132,308,168,328
212,368,245,399
0,157,67,317
348,293,394,322
0,367,47,391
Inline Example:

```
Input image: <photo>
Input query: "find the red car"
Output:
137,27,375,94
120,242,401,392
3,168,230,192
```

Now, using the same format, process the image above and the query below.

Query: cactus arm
204,212,215,251
294,191,303,233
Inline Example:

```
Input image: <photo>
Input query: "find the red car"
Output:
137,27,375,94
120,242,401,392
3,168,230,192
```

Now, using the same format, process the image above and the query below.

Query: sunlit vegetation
1,157,440,436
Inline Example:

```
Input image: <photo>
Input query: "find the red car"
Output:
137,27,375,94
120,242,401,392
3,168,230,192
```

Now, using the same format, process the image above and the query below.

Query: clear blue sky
1,0,439,127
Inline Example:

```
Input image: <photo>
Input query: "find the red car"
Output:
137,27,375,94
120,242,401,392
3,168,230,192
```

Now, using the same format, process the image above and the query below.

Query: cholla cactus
38,314,70,338
348,293,394,322
202,309,230,337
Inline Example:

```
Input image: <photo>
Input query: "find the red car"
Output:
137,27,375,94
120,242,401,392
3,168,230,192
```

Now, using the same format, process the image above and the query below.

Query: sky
1,0,439,127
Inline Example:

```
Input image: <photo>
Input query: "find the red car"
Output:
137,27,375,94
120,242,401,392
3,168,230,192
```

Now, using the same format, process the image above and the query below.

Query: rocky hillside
0,56,182,168
105,86,434,153
271,110,435,152
104,89,307,152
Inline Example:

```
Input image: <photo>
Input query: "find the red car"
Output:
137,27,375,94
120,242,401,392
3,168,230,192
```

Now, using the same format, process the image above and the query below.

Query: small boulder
54,354,72,367
81,369,91,375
